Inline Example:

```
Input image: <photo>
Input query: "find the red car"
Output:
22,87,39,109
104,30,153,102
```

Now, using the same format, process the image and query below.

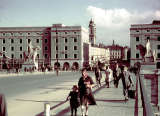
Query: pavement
36,73,139,116
0,71,145,116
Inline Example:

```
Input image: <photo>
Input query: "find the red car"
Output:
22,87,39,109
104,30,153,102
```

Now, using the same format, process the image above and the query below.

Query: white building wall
51,24,89,69
130,22,160,66
0,27,44,60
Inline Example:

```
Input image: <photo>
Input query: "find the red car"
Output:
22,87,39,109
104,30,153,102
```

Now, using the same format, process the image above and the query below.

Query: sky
0,0,160,46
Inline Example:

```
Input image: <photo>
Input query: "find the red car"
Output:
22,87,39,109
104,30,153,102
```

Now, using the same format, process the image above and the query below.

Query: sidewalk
43,80,137,116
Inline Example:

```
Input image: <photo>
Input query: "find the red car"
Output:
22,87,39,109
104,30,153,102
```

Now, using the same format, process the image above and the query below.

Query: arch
72,62,79,70
54,62,60,69
63,62,70,70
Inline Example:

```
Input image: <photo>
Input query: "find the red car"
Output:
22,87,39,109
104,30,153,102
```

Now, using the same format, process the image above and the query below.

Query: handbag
128,85,135,99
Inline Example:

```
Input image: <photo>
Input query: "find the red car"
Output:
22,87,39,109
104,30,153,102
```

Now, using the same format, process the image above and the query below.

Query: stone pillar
44,103,50,116
144,74,158,105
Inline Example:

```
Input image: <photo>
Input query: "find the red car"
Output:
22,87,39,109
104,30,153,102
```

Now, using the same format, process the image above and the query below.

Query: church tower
89,18,96,45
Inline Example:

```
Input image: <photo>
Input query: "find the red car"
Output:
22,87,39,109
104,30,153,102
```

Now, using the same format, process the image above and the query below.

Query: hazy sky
0,0,160,46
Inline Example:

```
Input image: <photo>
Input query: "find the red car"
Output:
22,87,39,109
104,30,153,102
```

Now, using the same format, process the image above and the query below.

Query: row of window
0,31,79,36
0,32,43,36
56,54,78,59
3,54,40,59
55,31,78,35
1,38,42,44
2,52,78,59
135,29,160,33
136,36,160,41
55,37,77,43
56,46,78,51
2,46,50,52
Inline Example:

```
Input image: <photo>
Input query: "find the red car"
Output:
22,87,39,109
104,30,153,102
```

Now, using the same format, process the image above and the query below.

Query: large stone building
0,19,110,70
105,40,127,61
0,27,51,69
130,20,160,67
51,24,90,70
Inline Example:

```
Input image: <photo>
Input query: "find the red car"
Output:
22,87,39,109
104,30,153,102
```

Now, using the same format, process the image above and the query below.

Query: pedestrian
78,68,96,116
0,93,8,116
124,67,134,95
94,67,102,87
107,66,113,84
66,85,80,116
105,66,110,88
119,66,133,100
113,64,121,88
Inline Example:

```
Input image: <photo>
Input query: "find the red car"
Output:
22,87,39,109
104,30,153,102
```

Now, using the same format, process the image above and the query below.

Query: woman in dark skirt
78,68,96,116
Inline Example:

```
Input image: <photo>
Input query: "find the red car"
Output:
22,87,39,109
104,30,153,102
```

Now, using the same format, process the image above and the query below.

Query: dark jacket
68,91,80,108
78,76,96,105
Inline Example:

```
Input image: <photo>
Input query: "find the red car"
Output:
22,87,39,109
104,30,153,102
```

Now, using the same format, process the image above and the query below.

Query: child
66,85,80,116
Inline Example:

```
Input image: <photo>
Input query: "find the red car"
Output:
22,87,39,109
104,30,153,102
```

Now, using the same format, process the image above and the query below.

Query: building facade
130,20,160,66
0,27,51,69
51,24,89,70
105,41,124,61
0,19,110,70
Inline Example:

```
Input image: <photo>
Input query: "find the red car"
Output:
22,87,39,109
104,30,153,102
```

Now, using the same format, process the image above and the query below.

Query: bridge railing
138,72,154,116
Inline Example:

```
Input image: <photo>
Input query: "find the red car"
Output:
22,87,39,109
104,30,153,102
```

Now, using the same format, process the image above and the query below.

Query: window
56,54,58,58
11,54,14,58
20,54,22,59
136,37,139,41
65,46,68,50
136,53,139,58
36,39,39,43
74,46,77,50
147,36,150,40
28,33,30,35
45,54,48,58
20,46,22,51
3,47,5,51
74,54,77,59
45,46,48,51
65,54,68,58
65,32,67,34
45,39,48,43
65,38,68,43
20,39,22,43
157,53,160,58
74,32,76,34
74,38,77,42
55,39,58,43
157,36,160,41
11,47,14,51
37,54,39,58
136,30,139,32
3,39,5,44
28,39,31,43
11,39,14,43
56,46,58,50
157,45,160,49
147,30,150,32
2,33,5,36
